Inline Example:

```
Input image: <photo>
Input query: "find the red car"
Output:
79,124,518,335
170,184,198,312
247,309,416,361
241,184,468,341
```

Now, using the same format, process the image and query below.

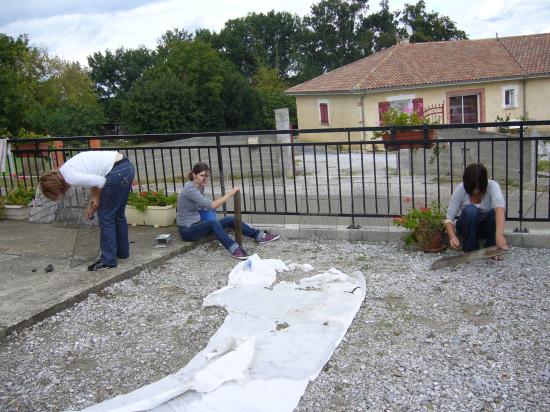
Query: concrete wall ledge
268,224,549,249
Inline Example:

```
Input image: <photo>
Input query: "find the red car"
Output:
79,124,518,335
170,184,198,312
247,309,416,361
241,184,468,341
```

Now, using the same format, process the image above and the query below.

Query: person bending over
40,151,135,271
445,163,509,259
177,162,279,259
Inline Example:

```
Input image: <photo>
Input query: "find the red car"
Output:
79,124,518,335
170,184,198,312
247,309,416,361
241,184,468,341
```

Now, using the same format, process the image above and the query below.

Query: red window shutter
319,103,329,124
412,98,424,118
378,101,390,123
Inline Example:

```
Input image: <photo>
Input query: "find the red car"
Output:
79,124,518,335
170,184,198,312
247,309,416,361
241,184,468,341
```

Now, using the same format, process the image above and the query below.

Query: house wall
292,76,550,142
363,87,446,133
483,80,522,123
525,77,550,123
365,80,530,127
295,94,364,143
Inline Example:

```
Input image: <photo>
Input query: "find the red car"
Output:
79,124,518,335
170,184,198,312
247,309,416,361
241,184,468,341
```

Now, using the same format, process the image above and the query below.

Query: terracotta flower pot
414,228,447,253
382,129,436,151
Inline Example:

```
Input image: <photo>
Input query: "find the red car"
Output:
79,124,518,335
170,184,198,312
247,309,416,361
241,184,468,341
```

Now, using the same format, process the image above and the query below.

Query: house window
318,101,329,124
450,94,479,123
502,85,518,109
379,97,424,124
386,94,416,114
390,99,413,113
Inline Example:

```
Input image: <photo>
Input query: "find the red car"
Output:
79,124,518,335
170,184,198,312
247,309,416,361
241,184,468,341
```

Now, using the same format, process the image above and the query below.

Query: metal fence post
347,130,360,229
215,135,227,213
234,192,243,247
514,122,528,233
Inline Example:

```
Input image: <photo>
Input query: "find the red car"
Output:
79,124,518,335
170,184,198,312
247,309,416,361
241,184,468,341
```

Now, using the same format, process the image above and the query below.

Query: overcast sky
2,0,550,66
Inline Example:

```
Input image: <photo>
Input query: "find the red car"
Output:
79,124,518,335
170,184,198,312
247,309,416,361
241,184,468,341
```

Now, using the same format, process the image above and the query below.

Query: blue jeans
98,160,135,266
456,205,496,252
178,216,260,253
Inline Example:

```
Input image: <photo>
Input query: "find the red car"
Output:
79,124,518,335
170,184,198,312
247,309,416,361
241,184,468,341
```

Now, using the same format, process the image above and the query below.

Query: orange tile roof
286,33,550,94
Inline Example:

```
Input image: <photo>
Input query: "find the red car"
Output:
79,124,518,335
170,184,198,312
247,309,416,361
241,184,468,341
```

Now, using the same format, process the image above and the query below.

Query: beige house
286,33,550,142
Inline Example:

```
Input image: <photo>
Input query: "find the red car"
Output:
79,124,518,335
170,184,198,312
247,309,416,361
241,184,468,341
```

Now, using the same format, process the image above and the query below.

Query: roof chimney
398,25,413,45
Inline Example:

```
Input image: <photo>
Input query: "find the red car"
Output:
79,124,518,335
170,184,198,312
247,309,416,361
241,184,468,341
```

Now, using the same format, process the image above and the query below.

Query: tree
122,40,263,133
87,46,156,122
399,0,467,43
193,28,217,45
158,28,194,48
0,34,103,136
156,28,194,60
360,0,400,53
300,0,371,77
252,66,296,128
30,57,105,136
0,34,42,134
222,70,264,130
209,11,305,80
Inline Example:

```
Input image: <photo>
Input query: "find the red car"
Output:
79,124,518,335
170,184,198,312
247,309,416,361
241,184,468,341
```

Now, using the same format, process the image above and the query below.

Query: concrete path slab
0,220,194,337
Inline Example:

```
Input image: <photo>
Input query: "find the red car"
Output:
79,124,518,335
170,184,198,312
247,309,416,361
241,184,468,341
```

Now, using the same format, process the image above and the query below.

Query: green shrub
5,185,36,206
127,190,178,212
372,108,433,139
381,108,429,126
495,113,511,133
392,202,445,245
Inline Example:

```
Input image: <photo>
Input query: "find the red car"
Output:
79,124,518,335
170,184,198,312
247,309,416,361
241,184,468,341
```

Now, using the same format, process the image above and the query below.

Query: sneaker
88,260,116,272
231,247,249,260
256,231,280,244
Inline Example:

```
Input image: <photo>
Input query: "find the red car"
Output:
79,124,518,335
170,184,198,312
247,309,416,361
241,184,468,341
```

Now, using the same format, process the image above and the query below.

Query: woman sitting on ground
445,163,509,259
177,162,280,259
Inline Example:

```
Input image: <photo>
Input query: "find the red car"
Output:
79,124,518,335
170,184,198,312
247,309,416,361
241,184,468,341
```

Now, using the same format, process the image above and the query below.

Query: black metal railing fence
2,121,549,226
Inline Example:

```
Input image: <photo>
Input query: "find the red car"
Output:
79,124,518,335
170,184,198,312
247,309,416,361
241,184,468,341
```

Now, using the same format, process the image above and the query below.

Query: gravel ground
1,239,549,411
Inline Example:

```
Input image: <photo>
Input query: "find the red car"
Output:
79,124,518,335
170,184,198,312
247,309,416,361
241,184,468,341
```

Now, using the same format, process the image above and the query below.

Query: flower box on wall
382,129,437,150
3,204,33,220
125,205,176,227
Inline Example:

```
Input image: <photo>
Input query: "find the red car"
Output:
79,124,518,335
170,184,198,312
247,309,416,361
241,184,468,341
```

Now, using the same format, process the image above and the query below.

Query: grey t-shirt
176,182,212,227
446,180,505,221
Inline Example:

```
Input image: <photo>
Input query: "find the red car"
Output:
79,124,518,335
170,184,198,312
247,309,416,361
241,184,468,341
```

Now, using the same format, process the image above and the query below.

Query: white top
59,151,119,188
446,180,505,220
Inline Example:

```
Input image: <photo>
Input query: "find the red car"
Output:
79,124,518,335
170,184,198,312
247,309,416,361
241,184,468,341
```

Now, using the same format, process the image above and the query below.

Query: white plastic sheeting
80,254,366,412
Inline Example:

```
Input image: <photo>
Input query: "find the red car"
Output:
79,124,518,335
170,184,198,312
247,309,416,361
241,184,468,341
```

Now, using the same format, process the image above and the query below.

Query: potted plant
126,190,178,227
2,185,36,220
392,202,447,252
373,108,437,150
